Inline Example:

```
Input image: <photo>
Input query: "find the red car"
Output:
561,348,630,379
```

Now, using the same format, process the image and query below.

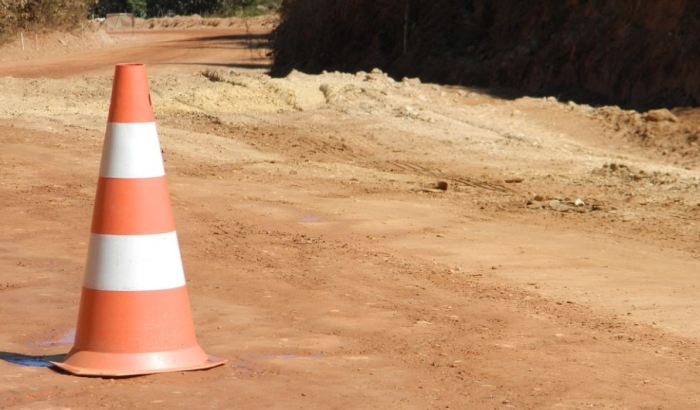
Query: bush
0,0,92,40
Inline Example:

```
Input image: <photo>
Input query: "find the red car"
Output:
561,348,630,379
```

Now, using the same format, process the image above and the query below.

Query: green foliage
91,0,279,17
92,0,129,15
218,0,281,17
127,0,147,17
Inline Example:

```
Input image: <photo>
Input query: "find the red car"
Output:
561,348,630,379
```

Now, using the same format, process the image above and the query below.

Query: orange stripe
107,63,156,123
73,287,198,353
91,177,175,235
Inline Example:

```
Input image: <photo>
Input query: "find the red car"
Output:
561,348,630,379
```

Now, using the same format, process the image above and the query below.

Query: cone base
50,345,226,377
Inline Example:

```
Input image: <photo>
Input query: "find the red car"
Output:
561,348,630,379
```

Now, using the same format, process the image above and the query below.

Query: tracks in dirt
388,160,511,192
209,118,513,194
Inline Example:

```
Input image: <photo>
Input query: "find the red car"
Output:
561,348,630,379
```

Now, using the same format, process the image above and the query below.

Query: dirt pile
272,0,700,109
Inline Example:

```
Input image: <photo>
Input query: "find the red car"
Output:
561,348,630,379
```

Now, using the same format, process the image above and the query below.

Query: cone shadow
0,351,66,368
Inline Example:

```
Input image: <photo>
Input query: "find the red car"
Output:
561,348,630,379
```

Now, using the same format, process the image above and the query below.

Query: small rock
557,204,575,212
533,194,545,201
643,108,679,123
435,181,449,191
574,198,585,207
526,201,543,210
548,200,561,209
401,77,421,85
505,177,524,183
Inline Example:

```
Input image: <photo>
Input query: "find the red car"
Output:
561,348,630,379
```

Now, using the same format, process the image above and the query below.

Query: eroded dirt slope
273,0,700,109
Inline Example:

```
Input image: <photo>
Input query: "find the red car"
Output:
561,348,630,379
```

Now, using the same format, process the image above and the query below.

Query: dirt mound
272,0,700,109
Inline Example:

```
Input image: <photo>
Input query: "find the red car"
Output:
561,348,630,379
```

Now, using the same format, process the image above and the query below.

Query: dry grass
0,0,92,42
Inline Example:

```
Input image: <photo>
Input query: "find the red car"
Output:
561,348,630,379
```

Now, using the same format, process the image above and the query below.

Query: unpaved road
2,18,700,409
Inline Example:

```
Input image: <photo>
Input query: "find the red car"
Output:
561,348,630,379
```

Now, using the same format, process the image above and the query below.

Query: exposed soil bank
272,0,700,109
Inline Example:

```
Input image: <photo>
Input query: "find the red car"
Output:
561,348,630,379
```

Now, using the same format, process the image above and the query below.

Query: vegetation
92,0,281,18
0,0,92,38
0,0,278,42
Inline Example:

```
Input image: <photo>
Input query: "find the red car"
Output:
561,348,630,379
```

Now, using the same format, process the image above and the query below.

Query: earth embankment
272,0,700,108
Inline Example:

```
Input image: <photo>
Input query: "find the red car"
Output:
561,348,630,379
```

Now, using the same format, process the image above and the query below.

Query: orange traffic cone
52,63,226,376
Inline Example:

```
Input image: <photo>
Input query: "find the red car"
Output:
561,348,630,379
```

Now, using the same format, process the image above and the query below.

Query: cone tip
108,62,154,123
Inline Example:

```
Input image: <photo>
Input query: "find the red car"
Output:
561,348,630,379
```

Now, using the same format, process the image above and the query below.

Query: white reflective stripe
84,232,186,291
99,122,165,179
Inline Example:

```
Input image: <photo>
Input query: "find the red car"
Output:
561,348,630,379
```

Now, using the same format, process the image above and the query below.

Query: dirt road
2,18,700,409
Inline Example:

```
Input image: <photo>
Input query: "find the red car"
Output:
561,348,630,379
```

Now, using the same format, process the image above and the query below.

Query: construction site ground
2,16,700,409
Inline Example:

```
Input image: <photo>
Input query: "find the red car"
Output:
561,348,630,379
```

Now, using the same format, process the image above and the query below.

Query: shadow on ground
0,351,65,368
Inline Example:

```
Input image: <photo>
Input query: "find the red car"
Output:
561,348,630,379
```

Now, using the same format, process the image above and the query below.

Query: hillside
272,0,700,109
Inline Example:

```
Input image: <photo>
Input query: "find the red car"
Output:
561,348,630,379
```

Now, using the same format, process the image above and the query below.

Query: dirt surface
2,17,700,409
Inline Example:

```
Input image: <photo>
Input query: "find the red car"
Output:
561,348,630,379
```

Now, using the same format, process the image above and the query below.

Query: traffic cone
51,63,226,376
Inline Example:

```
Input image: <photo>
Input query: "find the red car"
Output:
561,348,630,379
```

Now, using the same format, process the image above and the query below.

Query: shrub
0,0,92,40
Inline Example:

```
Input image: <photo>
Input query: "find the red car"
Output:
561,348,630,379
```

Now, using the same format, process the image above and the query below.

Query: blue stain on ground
238,354,294,364
32,328,76,347
0,329,75,368
239,353,324,362
274,354,302,359
234,354,324,378
300,216,320,223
